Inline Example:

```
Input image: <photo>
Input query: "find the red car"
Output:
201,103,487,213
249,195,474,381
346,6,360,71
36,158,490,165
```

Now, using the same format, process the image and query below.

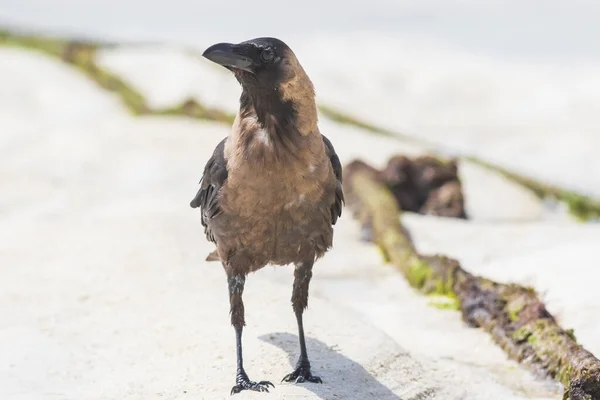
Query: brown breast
221,114,333,218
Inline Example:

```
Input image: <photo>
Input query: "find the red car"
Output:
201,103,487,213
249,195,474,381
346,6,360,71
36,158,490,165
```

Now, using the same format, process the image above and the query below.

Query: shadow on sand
259,332,403,400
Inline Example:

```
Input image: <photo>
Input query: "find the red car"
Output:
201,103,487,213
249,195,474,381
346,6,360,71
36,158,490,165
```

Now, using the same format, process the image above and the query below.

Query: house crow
190,37,344,394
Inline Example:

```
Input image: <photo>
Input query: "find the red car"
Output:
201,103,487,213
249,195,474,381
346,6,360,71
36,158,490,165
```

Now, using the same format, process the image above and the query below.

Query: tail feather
205,249,220,262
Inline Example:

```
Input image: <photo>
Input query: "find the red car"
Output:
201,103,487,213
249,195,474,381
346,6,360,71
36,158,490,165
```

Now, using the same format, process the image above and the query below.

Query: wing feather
190,138,228,243
322,134,344,225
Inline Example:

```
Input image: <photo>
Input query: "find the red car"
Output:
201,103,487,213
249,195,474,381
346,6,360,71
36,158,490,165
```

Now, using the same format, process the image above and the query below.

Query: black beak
202,42,254,73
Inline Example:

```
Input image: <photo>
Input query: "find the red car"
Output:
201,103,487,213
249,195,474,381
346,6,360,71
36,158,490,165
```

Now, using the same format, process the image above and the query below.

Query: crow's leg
282,260,323,384
227,272,274,395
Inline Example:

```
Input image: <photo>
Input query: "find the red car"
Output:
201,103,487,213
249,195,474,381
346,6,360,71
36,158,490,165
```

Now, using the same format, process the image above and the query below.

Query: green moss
66,43,148,115
0,30,66,56
318,104,431,146
406,258,433,289
527,333,539,345
560,190,600,221
466,157,600,222
559,364,575,387
436,267,456,297
512,326,532,342
513,319,586,387
507,296,527,322
157,98,235,124
427,295,460,310
508,308,520,322
377,245,391,263
318,104,392,137
403,257,457,303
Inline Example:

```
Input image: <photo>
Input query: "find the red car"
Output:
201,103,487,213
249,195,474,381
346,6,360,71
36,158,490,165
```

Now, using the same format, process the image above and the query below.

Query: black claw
281,367,323,384
230,379,274,395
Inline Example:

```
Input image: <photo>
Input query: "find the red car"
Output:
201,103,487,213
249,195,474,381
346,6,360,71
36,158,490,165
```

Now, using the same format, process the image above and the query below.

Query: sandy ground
1,41,598,400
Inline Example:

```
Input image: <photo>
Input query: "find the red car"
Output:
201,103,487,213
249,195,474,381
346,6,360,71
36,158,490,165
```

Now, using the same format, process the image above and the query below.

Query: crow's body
190,37,343,395
193,131,342,273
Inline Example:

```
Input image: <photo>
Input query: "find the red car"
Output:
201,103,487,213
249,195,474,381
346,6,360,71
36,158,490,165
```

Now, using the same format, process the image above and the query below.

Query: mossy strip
157,98,235,125
318,104,436,148
343,160,600,400
464,157,600,222
0,29,232,123
323,104,600,222
0,32,148,114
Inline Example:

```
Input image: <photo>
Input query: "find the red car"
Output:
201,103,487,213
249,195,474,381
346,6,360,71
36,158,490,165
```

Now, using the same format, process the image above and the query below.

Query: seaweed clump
345,156,467,220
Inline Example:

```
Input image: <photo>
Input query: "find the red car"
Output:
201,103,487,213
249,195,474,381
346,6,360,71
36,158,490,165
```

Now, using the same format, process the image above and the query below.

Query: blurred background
3,0,600,196
3,0,600,60
1,1,599,399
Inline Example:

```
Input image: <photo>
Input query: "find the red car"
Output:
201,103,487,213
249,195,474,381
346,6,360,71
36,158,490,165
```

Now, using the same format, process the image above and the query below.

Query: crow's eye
260,49,275,63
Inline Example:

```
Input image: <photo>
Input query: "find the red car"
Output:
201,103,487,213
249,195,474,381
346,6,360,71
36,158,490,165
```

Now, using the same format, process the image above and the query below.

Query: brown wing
190,138,228,243
322,134,344,225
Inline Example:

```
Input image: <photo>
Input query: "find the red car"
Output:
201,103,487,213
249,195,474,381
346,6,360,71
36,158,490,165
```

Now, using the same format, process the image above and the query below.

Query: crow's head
202,37,316,132
202,37,298,87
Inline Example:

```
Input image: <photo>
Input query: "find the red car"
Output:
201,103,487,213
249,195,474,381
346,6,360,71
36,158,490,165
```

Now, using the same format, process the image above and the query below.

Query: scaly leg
227,272,274,395
282,260,323,384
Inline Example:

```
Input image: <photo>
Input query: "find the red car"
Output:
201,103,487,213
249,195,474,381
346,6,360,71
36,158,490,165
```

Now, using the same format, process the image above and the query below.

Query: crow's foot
281,366,323,384
230,378,274,395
